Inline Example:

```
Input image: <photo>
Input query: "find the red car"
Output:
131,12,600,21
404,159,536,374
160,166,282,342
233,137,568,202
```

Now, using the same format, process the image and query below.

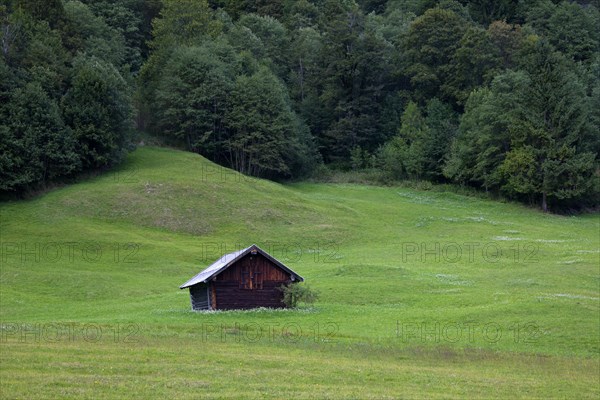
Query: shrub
278,283,318,308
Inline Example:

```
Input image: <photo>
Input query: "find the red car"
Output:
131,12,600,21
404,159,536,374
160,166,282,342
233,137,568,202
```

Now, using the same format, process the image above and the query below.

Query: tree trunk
541,191,548,212
298,57,304,101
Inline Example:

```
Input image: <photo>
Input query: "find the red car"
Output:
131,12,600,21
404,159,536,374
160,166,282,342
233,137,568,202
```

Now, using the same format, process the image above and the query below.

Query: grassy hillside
1,147,599,399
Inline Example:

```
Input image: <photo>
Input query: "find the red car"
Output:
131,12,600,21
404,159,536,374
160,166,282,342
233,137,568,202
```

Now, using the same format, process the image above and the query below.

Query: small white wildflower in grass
557,259,583,265
493,236,523,241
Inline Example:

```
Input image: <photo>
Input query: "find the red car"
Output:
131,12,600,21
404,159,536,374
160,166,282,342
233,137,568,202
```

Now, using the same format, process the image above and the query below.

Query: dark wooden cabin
180,244,304,311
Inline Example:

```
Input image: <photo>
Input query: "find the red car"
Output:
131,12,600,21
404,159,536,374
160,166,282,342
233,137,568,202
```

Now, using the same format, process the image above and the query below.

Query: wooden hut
180,244,304,310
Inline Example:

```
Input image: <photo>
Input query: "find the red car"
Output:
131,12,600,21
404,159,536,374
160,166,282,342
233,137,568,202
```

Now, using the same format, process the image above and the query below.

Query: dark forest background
1,0,598,211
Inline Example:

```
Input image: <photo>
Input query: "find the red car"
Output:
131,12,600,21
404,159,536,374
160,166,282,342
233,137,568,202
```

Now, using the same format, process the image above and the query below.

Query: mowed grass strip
1,337,598,399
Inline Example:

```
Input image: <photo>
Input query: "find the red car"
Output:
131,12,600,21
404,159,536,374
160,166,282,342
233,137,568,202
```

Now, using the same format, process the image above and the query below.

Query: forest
1,0,598,211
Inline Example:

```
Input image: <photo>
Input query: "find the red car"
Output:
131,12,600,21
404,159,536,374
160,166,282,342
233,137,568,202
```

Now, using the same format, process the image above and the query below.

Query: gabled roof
179,244,304,289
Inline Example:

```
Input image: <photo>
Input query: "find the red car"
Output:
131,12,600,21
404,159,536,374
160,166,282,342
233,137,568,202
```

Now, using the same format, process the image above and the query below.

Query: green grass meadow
1,147,599,398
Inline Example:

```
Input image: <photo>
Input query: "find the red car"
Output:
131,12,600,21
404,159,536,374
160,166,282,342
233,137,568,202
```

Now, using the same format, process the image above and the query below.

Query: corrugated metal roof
179,244,304,289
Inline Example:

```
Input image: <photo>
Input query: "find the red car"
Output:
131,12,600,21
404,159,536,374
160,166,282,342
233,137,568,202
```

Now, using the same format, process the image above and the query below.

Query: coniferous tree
447,40,597,210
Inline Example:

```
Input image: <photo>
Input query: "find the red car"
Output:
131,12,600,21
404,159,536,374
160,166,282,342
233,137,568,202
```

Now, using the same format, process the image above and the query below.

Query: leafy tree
447,41,597,211
12,0,67,30
19,17,70,97
62,55,132,170
153,43,237,157
437,0,473,21
317,1,392,163
500,41,597,210
80,0,147,72
225,66,301,178
379,101,429,180
1,0,143,195
487,20,524,69
378,99,457,182
1,3,26,65
423,98,458,181
587,57,600,157
62,0,126,68
282,0,320,30
288,26,322,103
402,7,470,105
446,26,501,106
397,101,428,179
384,0,437,16
458,0,519,25
138,0,221,130
444,84,512,192
237,13,290,79
526,0,600,63
0,82,79,191
278,282,318,308
220,0,285,20
151,0,221,49
357,0,387,14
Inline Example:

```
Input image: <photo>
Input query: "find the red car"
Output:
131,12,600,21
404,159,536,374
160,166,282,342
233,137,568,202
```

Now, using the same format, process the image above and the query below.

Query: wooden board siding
212,253,292,310
189,283,209,310
216,253,289,282
211,284,217,310
214,281,288,310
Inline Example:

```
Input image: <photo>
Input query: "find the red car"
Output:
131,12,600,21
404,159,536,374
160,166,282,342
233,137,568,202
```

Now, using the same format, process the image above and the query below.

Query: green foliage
123,0,600,209
151,0,221,49
141,1,321,179
447,41,597,211
396,101,428,179
380,99,456,181
460,0,519,25
2,0,599,209
18,16,69,96
444,87,504,190
350,146,366,170
282,0,320,30
500,41,597,210
1,6,30,66
225,66,299,177
12,0,67,30
0,82,79,191
81,0,147,71
153,43,237,154
278,282,319,308
403,7,470,104
236,13,290,78
317,2,392,163
1,0,147,193
422,98,458,180
62,55,132,170
487,20,525,68
526,0,600,63
446,26,501,105
62,0,126,67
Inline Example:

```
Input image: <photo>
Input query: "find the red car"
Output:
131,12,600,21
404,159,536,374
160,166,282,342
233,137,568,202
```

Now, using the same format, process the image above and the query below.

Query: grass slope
1,146,599,399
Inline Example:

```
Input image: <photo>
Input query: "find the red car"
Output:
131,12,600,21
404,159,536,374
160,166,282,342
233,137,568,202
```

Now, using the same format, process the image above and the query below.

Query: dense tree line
0,0,160,193
1,0,598,211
